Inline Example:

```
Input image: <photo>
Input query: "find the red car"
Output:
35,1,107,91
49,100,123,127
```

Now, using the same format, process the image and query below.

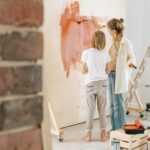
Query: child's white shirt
81,48,110,85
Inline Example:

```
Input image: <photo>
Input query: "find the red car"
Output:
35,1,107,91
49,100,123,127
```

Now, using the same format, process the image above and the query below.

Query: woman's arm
90,17,106,30
127,41,137,69
80,61,88,74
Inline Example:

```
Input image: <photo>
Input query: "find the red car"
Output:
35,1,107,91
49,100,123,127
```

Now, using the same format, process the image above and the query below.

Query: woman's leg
108,72,126,130
108,72,116,130
113,93,126,129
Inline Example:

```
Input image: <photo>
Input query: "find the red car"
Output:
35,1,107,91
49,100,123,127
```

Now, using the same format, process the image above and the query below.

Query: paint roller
124,120,142,130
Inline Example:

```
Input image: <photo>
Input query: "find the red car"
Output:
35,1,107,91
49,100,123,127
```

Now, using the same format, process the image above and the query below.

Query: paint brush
76,16,91,24
77,18,88,24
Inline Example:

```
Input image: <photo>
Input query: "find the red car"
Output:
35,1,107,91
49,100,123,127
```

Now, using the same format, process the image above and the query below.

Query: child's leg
97,80,108,141
100,130,108,141
84,82,96,141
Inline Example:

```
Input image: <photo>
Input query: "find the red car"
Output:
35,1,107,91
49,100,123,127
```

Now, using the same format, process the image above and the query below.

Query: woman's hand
128,63,137,69
86,16,106,30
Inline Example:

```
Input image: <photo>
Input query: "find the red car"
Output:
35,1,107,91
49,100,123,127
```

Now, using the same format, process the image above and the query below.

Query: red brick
0,96,43,130
0,66,42,96
0,32,43,61
0,128,43,150
0,68,13,95
0,0,43,27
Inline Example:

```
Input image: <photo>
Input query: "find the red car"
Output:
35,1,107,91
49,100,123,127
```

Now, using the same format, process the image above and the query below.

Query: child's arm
105,62,110,74
80,61,88,74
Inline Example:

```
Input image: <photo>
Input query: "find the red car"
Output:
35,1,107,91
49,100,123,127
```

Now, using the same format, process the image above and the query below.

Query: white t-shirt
81,48,110,85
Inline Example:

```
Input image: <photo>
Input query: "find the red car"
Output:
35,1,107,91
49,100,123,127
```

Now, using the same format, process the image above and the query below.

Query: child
81,31,110,142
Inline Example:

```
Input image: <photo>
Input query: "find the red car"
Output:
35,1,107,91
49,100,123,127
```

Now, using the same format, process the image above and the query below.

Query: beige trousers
85,80,107,132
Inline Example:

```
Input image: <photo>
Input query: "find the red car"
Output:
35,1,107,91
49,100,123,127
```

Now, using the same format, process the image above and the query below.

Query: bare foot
83,132,92,142
100,130,108,142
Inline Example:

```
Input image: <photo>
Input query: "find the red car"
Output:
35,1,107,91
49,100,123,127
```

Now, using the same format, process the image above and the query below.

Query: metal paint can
111,140,120,150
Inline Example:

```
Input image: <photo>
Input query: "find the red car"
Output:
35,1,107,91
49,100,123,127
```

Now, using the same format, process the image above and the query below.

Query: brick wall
0,0,44,149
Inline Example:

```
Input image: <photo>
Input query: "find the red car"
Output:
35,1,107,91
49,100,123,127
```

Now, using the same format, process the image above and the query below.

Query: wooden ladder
125,46,150,118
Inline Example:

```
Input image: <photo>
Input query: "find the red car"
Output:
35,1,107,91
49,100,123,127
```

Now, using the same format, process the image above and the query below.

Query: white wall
45,0,126,128
79,0,125,17
126,0,150,107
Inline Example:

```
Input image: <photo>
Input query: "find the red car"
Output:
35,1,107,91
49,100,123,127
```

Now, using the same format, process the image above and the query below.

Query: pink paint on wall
60,1,96,77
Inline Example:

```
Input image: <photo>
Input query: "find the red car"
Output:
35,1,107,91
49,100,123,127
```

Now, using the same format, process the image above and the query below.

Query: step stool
110,128,150,150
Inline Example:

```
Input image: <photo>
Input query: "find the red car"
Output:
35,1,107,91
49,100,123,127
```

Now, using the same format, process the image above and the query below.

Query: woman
91,17,136,130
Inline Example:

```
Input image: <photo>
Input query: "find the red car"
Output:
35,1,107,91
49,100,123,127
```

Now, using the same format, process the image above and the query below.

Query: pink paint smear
60,1,105,77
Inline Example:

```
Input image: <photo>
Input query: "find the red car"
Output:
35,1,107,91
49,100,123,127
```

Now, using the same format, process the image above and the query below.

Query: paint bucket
147,137,150,149
111,140,120,150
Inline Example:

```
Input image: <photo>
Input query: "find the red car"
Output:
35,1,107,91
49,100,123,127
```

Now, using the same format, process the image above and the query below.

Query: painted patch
60,1,96,77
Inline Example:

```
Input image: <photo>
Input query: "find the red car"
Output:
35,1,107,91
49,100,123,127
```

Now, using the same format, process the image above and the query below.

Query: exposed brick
0,66,42,96
0,128,43,150
0,68,13,96
0,0,43,27
0,96,43,130
12,66,42,94
0,32,43,61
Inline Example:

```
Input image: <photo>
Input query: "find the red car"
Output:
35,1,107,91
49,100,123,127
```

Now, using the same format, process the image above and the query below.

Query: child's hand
80,62,88,74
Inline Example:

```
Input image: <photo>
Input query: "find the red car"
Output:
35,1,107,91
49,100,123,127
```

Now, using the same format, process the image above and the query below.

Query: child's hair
107,18,124,34
92,31,106,50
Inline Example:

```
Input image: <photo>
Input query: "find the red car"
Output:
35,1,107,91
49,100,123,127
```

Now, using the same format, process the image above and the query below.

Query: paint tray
124,120,145,134
124,126,145,134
